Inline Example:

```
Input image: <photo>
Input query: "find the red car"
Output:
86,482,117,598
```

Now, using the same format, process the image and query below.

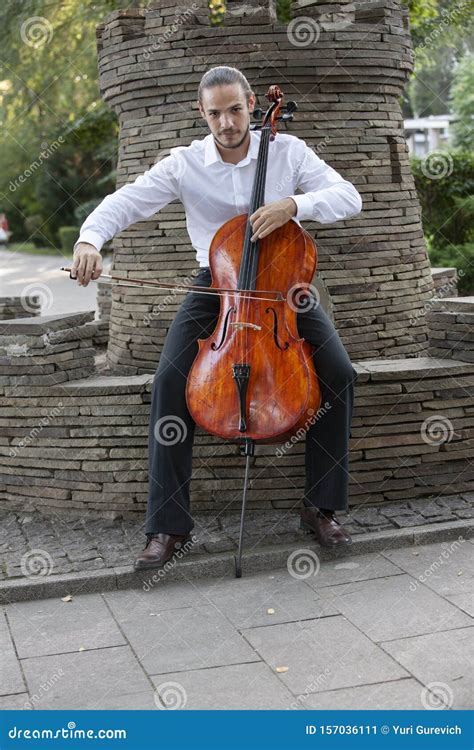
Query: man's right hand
71,243,103,287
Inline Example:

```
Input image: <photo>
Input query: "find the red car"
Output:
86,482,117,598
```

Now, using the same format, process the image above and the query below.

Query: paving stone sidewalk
1,494,473,586
0,536,472,710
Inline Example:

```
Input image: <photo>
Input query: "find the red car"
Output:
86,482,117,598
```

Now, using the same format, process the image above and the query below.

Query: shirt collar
204,130,260,168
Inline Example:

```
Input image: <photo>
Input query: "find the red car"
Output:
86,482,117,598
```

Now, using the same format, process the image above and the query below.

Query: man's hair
198,66,253,104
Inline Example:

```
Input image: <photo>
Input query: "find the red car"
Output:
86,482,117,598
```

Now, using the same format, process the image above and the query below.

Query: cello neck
237,125,272,293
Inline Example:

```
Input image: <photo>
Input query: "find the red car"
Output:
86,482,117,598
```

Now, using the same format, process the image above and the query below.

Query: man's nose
220,115,233,129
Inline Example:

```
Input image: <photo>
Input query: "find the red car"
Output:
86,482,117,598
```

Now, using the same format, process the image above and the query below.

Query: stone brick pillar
95,0,434,374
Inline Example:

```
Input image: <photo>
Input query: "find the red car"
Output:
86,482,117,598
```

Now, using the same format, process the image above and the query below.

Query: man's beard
213,125,249,150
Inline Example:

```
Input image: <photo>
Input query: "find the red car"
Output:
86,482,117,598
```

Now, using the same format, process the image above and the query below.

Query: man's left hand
249,198,297,242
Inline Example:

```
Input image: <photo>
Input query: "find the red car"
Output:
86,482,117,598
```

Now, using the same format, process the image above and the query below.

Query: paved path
1,537,472,710
0,249,110,316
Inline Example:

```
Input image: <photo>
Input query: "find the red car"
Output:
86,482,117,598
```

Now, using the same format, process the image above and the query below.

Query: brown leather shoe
133,533,191,570
300,506,352,547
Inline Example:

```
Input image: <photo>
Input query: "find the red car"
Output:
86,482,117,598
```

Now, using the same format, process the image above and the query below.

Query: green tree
450,54,474,150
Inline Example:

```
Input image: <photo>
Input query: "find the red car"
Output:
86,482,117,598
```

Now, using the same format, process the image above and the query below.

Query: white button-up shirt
75,130,362,267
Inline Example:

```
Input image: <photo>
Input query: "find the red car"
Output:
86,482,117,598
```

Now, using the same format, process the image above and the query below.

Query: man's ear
197,99,205,119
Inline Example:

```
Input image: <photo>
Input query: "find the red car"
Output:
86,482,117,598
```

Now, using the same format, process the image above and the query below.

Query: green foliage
412,149,474,293
428,242,474,295
58,226,80,253
276,0,292,23
0,1,126,245
450,54,474,150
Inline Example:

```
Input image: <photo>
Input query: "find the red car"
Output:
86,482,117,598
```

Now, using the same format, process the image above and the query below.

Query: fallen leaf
275,666,289,673
61,595,73,602
267,608,275,614
78,646,85,651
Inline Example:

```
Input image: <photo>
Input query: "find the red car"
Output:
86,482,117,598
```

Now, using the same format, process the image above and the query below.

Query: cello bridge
230,322,262,331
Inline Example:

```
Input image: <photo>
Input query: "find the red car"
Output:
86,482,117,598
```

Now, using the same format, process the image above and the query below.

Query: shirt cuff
288,193,315,222
73,230,106,254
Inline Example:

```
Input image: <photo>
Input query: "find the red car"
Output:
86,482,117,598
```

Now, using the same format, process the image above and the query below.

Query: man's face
198,83,255,150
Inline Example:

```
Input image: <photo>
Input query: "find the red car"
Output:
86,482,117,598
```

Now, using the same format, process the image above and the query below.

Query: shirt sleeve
73,153,182,253
289,141,362,224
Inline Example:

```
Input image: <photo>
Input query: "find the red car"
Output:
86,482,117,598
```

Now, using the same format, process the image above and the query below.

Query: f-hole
265,306,289,350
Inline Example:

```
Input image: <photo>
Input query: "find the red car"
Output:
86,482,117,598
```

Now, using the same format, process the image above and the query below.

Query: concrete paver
242,617,408,695
21,645,152,710
317,574,472,642
381,539,473,597
6,593,126,658
381,627,473,709
150,662,296,710
300,678,431,710
0,539,472,710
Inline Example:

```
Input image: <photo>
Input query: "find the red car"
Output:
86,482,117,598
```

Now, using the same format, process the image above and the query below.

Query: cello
186,84,322,576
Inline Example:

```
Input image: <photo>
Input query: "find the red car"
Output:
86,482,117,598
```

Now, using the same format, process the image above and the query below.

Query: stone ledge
0,514,472,603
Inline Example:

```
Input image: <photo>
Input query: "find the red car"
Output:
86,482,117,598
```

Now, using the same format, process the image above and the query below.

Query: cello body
185,85,322,446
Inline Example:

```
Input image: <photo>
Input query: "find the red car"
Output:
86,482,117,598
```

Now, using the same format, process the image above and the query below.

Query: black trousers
145,267,357,535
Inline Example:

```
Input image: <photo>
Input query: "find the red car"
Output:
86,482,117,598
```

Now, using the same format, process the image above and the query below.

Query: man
72,65,362,570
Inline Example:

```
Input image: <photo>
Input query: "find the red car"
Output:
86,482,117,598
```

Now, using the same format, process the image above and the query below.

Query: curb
1,518,472,604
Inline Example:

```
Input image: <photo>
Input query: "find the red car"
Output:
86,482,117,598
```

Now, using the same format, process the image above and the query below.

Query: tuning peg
252,108,264,120
285,101,297,113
